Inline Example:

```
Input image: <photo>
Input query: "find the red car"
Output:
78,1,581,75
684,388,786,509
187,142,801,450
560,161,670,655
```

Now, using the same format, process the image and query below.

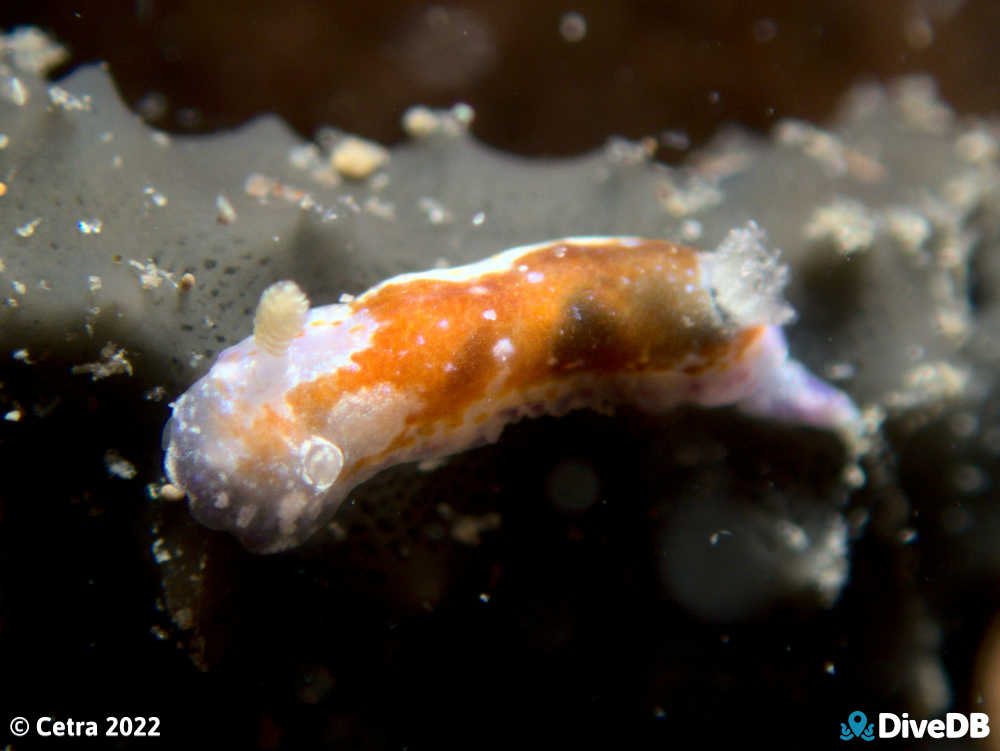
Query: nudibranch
163,223,861,553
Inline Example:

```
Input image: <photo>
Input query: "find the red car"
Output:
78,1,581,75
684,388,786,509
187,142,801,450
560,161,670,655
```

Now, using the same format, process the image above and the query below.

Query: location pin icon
848,711,867,738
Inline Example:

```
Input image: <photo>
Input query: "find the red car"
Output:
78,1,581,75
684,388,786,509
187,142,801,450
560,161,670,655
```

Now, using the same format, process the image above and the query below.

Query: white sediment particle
78,218,102,235
245,173,318,208
3,76,28,106
774,519,809,552
338,292,355,303
420,458,448,473
2,27,68,74
606,136,656,166
215,193,237,224
48,85,92,111
71,343,133,381
955,127,998,164
331,136,389,179
777,120,885,182
709,529,733,545
143,186,167,207
482,309,497,320
402,103,475,138
680,219,703,241
402,106,440,138
12,348,32,363
189,352,204,368
127,258,176,290
288,143,348,188
364,196,395,220
472,211,485,226
450,103,475,128
418,196,453,224
0,258,4,272
804,197,878,255
83,305,100,336
99,131,113,143
655,174,723,217
151,131,171,147
450,511,502,545
87,275,102,293
899,528,919,545
884,361,969,409
884,206,931,255
824,362,856,381
151,537,172,563
0,133,8,149
934,307,969,341
15,218,41,237
894,76,953,134
104,449,137,479
171,607,194,630
157,483,186,502
143,386,166,402
244,173,274,199
339,194,361,213
4,408,21,422
10,280,25,295
776,120,847,176
693,146,755,181
289,143,320,170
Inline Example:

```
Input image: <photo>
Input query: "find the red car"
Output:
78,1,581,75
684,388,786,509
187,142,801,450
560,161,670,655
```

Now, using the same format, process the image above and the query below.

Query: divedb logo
840,710,990,741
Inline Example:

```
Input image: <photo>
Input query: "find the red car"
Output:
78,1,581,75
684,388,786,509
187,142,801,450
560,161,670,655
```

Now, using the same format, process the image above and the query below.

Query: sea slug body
163,223,862,553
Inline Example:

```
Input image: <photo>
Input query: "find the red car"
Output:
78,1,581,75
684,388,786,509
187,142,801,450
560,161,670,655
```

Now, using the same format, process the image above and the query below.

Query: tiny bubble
558,12,588,43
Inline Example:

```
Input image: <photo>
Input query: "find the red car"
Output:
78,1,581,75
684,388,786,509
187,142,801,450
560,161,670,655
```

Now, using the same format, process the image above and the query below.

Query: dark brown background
3,0,999,159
